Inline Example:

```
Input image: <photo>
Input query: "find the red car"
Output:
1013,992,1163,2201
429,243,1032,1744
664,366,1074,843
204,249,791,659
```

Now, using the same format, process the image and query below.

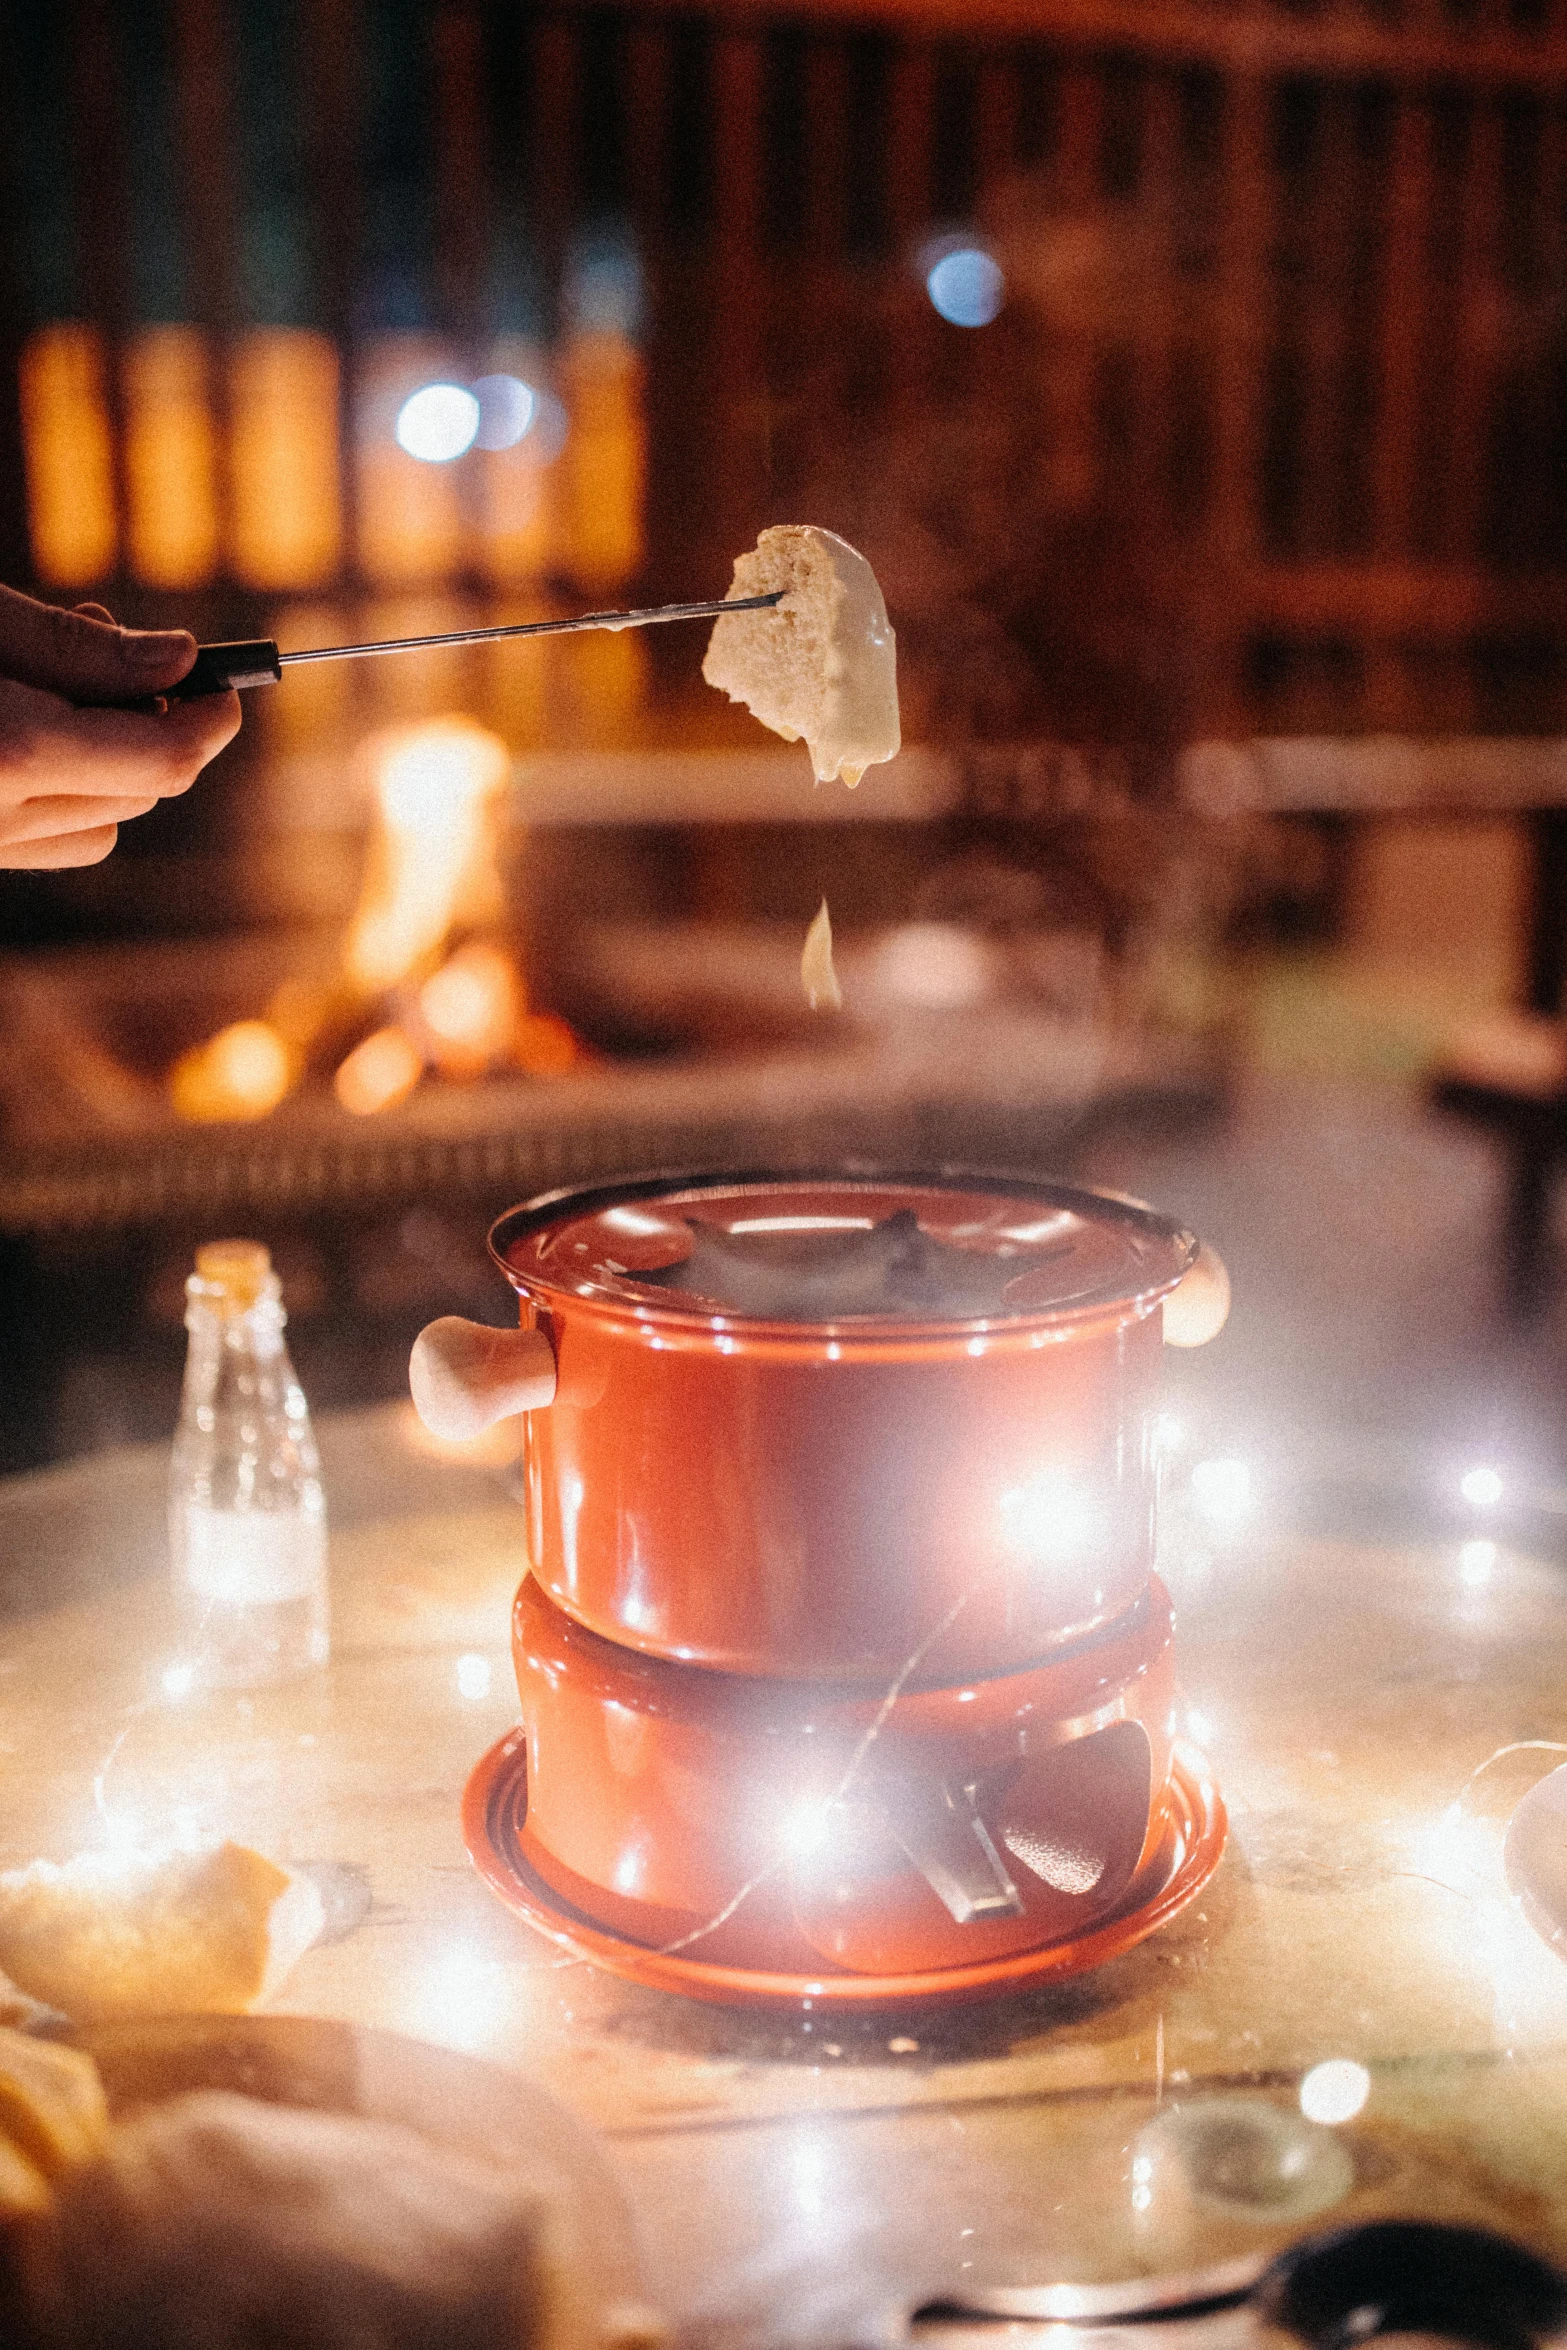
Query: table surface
4,1403,1567,2344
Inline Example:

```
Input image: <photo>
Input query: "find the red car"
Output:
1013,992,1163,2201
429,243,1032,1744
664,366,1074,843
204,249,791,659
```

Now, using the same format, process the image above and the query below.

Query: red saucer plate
461,1731,1226,2010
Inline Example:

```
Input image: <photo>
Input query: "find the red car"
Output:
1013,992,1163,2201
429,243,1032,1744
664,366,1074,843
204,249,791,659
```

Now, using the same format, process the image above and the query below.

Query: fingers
1,824,120,869
70,689,242,790
0,793,158,845
0,678,242,800
0,582,195,701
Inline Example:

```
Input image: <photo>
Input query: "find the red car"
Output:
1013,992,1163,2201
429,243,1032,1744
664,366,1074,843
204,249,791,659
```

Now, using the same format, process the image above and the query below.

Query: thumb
0,583,195,702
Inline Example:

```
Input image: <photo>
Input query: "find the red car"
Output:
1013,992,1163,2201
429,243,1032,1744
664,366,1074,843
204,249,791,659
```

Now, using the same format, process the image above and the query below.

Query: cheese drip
801,899,841,1012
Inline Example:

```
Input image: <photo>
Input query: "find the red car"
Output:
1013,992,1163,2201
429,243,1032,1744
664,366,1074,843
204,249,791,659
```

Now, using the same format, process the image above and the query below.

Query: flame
514,1011,581,1077
343,718,511,995
171,711,583,1124
417,940,520,1076
334,1025,424,1116
168,1021,294,1123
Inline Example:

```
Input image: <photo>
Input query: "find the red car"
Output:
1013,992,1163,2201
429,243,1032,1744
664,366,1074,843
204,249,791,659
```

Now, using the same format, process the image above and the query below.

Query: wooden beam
431,2,490,350
1249,559,1567,635
588,0,1567,93
300,0,364,588
1180,732,1567,813
1371,94,1432,568
68,0,131,587
171,0,240,575
0,0,34,585
1203,72,1271,728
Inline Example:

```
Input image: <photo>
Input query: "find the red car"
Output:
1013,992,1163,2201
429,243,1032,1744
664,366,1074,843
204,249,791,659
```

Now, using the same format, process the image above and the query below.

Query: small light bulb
1460,1538,1496,1587
1299,2058,1371,2125
1460,1465,1504,1507
1191,1458,1251,1520
456,1653,492,1700
782,1800,834,1859
471,373,536,451
926,246,1005,327
395,382,481,462
162,1660,196,1699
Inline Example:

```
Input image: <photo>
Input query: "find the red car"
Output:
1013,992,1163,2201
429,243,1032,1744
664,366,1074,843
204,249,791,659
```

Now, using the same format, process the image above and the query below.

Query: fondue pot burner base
462,1731,1225,2010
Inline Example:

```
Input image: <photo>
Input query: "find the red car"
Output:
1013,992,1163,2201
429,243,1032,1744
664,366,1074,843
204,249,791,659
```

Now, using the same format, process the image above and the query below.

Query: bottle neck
185,1270,286,1343
181,1284,293,1407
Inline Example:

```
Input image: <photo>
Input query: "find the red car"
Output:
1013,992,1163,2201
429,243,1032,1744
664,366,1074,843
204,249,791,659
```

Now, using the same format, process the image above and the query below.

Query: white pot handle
1162,1243,1231,1348
409,1317,558,1440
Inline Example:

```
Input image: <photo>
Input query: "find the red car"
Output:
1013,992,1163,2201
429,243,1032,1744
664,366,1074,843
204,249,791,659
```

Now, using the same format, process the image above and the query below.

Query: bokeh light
334,1025,423,1117
169,1019,294,1123
1298,2058,1371,2125
1191,1457,1252,1521
472,373,535,451
1001,1469,1104,1568
395,382,480,462
1461,1464,1504,1507
926,246,1005,327
1460,1538,1497,1587
456,1653,492,1700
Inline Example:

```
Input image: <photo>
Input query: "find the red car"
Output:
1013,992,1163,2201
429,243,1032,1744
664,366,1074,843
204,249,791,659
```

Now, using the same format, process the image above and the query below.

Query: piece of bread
0,2032,109,2181
0,1845,324,2024
19,2089,569,2350
702,526,900,786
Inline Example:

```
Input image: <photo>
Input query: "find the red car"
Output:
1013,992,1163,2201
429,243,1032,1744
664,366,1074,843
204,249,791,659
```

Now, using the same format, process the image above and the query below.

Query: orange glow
229,330,342,588
514,1012,580,1077
334,1025,423,1116
123,327,219,588
481,593,553,750
558,331,645,592
418,941,520,1075
353,595,469,729
19,324,117,586
356,337,468,587
169,1021,294,1123
554,620,648,748
262,600,350,756
343,718,512,994
479,339,557,586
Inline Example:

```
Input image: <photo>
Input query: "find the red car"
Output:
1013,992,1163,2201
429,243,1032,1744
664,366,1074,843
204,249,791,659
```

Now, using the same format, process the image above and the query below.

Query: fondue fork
135,591,788,702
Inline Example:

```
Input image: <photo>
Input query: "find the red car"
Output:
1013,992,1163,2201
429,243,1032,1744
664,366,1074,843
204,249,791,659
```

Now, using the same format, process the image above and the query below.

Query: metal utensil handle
167,640,284,699
164,589,787,700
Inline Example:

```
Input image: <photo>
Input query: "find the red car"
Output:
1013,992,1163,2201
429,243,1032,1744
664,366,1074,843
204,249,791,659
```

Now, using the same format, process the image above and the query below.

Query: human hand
0,585,242,869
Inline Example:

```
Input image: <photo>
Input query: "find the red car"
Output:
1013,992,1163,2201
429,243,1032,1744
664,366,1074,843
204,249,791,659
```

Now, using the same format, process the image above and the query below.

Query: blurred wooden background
3,0,1567,740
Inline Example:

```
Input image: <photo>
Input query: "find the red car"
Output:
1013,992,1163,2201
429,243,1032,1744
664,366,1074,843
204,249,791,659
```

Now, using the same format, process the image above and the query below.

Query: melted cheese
801,899,842,1012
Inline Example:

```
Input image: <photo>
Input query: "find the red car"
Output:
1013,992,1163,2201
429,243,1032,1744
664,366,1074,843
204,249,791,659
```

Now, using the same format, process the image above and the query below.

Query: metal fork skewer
278,590,786,666
162,591,787,701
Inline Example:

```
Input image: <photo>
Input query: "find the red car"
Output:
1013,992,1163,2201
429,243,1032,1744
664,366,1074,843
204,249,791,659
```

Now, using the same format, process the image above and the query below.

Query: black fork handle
165,640,283,698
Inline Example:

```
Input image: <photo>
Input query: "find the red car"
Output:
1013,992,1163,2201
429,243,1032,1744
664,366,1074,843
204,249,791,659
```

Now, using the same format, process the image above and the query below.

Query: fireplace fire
167,717,582,1130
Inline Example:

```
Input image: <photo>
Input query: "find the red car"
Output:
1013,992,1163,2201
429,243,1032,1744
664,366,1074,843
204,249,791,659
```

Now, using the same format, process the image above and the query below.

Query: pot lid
491,1172,1196,1329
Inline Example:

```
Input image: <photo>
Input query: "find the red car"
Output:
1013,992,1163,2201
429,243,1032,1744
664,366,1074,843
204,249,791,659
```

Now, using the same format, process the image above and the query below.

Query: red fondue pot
510,1566,1179,1976
419,1171,1204,1684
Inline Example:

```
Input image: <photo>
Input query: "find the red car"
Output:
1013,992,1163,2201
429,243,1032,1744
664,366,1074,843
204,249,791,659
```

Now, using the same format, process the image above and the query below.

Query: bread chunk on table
18,2088,568,2350
0,1844,323,2023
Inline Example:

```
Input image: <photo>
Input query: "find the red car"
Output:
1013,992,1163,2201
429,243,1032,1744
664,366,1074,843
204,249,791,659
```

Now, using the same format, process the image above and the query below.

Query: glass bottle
168,1240,329,1686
